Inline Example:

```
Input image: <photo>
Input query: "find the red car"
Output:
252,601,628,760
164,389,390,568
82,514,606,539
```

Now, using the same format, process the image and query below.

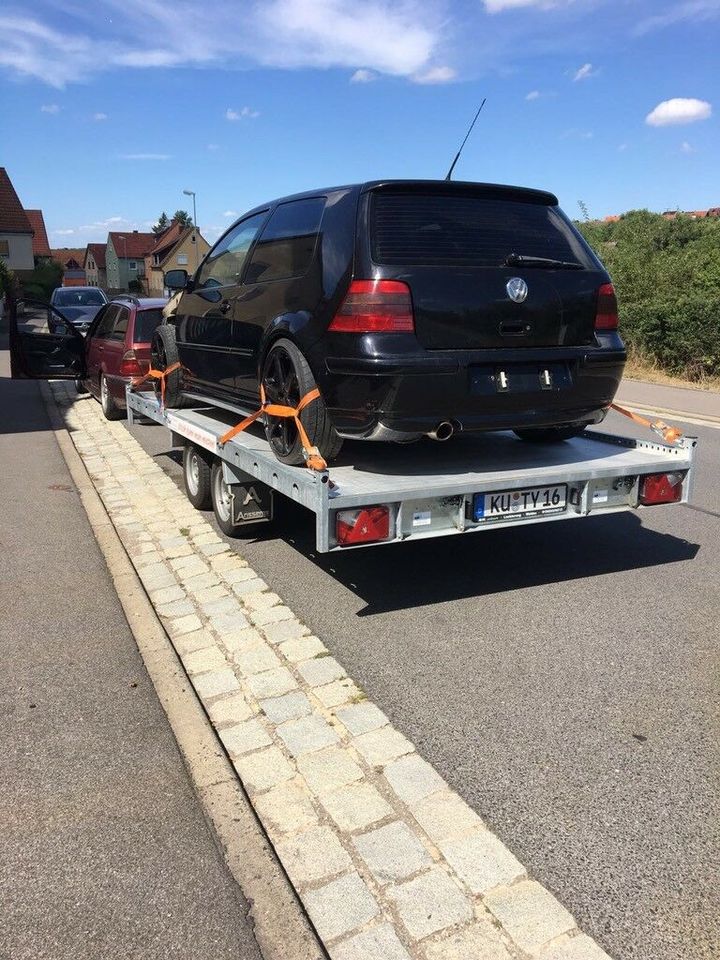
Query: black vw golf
162,180,626,465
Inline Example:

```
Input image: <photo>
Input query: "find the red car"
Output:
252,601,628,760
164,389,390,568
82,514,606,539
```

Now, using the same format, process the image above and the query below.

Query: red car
81,297,167,419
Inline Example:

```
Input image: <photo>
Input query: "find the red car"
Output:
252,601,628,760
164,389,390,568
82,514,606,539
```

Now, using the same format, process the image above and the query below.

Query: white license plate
474,484,567,522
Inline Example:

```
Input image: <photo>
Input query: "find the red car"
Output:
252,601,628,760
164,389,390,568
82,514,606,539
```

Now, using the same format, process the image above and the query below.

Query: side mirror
164,269,189,291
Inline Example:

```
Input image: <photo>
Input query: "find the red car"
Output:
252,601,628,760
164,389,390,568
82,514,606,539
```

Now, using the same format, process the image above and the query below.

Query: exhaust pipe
427,421,454,442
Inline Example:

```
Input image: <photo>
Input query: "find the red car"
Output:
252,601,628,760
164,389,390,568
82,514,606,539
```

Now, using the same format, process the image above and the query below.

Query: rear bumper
312,338,626,438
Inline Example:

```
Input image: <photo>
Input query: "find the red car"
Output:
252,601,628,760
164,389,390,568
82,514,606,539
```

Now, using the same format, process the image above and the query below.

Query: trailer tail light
336,505,391,546
639,472,684,505
329,280,414,333
595,283,619,331
119,349,143,376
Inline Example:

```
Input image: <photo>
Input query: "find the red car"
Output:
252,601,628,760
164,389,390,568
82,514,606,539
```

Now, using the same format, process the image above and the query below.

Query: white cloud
525,89,541,100
40,103,60,113
635,0,720,35
646,97,712,126
572,62,596,82
561,128,594,140
240,106,260,118
413,65,456,84
207,143,220,151
52,228,75,235
223,210,238,217
680,141,696,154
0,2,442,88
225,107,240,121
350,68,376,83
484,0,567,10
120,153,172,160
93,112,107,121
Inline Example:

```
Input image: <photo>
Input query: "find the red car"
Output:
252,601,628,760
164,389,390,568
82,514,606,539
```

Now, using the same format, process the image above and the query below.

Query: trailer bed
126,389,696,552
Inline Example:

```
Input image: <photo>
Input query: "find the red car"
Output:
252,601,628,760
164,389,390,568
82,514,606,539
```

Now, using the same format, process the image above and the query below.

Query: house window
153,254,160,266
129,261,136,269
177,254,188,265
0,239,9,257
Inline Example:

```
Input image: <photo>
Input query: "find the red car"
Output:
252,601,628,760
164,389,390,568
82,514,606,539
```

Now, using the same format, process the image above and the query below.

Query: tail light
639,472,684,505
119,349,143,376
329,280,414,333
336,505,391,546
595,283,619,331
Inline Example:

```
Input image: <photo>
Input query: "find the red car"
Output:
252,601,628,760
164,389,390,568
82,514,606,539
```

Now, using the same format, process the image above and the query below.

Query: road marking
49,379,613,960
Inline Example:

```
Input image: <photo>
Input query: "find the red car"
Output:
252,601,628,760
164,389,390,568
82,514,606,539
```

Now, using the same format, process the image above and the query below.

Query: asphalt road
124,382,719,960
0,349,262,960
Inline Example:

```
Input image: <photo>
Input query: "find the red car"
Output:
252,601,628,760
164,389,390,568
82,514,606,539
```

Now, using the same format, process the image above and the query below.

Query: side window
246,198,325,284
95,306,119,339
197,212,267,289
110,307,130,341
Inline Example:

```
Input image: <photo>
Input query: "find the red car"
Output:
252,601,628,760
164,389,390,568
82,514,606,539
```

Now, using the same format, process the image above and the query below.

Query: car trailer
126,387,697,553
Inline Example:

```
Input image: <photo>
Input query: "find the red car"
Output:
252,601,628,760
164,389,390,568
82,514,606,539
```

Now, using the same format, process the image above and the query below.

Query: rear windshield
134,309,163,342
53,289,106,306
370,192,591,267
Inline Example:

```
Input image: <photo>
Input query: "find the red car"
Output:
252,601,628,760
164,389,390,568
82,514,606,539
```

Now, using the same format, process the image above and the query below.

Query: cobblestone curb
51,382,613,960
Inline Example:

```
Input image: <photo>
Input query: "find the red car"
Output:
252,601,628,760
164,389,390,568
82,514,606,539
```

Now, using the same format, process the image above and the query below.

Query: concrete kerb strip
44,380,614,960
40,381,325,960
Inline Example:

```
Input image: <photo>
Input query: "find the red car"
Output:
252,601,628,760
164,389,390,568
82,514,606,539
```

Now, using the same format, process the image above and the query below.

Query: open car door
9,296,87,380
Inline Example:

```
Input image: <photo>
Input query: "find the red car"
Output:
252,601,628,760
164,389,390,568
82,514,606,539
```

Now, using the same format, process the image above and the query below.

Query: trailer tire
211,460,242,537
514,425,587,443
261,338,343,466
183,443,212,510
151,324,184,408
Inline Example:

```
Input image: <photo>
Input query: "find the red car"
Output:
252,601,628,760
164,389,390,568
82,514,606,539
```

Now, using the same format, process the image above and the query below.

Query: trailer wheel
183,444,212,510
151,324,184,408
211,460,241,537
261,338,343,466
514,425,587,443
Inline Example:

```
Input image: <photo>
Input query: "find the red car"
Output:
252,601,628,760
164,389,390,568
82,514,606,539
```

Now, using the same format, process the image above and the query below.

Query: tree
24,259,64,300
172,210,193,228
152,211,170,234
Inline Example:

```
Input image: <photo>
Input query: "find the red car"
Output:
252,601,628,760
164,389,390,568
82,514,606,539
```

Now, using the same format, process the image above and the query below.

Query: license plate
473,484,567,522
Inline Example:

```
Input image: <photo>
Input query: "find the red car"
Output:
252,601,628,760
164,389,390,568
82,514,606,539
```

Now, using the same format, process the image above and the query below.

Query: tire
151,323,184,408
261,338,343,466
100,373,123,420
513,425,587,443
74,378,87,395
211,460,241,537
183,443,212,510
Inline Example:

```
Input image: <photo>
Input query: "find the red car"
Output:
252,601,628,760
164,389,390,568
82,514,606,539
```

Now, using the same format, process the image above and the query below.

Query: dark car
50,286,108,334
158,180,625,465
81,297,167,418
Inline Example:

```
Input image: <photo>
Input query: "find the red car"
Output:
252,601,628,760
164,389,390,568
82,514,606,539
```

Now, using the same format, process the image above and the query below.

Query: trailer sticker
166,414,218,455
412,510,432,527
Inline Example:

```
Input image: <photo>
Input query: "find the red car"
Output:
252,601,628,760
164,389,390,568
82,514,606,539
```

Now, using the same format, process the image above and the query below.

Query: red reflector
595,282,619,331
336,505,391,546
119,349,143,376
639,472,683,505
329,280,414,333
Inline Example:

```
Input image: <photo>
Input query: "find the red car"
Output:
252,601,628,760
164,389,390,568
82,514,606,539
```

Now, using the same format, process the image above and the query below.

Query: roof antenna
445,99,487,181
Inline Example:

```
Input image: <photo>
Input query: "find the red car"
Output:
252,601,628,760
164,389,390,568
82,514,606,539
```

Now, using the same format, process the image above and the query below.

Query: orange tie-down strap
610,402,683,444
218,385,328,472
131,362,182,408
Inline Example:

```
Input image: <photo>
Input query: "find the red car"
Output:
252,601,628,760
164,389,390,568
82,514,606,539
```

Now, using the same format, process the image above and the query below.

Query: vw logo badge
506,277,528,303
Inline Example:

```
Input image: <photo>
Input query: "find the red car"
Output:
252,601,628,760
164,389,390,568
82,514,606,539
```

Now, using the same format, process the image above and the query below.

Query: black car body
163,180,625,455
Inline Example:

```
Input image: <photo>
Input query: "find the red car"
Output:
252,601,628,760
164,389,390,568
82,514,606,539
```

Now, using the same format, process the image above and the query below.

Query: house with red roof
84,243,107,288
106,230,156,289
24,209,51,257
51,248,88,286
0,167,35,274
144,221,210,294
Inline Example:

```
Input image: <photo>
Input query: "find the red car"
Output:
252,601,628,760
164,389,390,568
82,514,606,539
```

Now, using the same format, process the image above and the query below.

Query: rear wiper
505,253,583,270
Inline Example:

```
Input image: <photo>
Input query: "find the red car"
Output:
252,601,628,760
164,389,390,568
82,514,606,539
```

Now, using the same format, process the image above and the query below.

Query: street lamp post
183,189,199,272
118,235,128,290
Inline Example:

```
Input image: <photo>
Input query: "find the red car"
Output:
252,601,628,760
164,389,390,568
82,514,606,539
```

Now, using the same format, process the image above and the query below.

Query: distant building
51,248,87,286
84,243,107,288
0,167,35,274
106,230,156,289
24,209,52,257
144,222,210,295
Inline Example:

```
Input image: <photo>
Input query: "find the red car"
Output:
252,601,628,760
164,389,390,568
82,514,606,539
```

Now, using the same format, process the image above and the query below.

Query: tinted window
53,289,106,307
370,193,591,267
197,213,267,288
134,309,163,342
110,307,130,341
95,305,119,339
246,198,325,283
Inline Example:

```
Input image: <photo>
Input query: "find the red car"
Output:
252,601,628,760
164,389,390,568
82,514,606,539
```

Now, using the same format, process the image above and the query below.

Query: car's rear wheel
151,324,184,408
183,443,212,510
261,338,342,466
514,425,587,443
100,373,123,420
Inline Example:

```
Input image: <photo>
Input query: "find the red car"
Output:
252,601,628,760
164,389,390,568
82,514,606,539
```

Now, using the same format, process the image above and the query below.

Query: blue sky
1,0,718,247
